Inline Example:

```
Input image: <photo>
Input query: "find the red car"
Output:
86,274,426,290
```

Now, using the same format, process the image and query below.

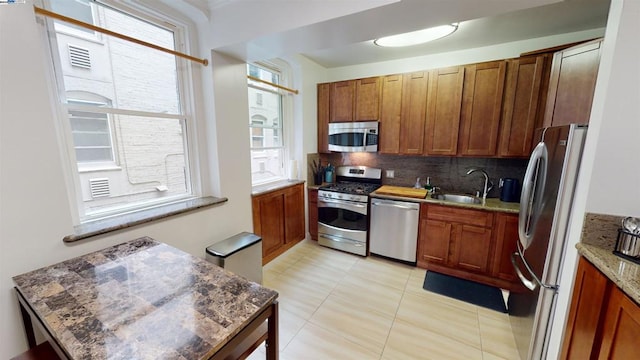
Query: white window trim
248,60,294,187
40,0,203,225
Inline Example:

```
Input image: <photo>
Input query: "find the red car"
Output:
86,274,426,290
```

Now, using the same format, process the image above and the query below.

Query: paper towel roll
288,160,298,180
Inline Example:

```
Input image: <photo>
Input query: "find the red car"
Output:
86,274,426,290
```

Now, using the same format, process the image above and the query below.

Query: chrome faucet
466,168,493,203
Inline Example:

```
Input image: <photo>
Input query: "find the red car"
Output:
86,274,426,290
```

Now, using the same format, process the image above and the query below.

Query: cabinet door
598,285,640,360
544,39,602,127
400,71,429,154
491,213,519,282
330,80,355,122
498,55,547,157
284,184,305,244
560,257,610,360
459,61,506,156
308,188,318,240
317,83,330,153
418,218,452,266
252,192,285,260
452,224,493,273
424,66,464,155
379,74,403,154
355,77,381,121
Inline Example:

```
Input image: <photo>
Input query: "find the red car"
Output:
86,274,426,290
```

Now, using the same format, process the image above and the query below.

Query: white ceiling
195,0,611,68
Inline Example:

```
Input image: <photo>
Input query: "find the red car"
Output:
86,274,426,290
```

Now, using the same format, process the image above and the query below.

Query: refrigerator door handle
519,141,548,250
511,250,559,291
511,251,537,291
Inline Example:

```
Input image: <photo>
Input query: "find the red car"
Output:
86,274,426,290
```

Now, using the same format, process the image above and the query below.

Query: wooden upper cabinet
459,61,506,157
498,55,548,157
379,74,403,154
355,77,381,121
317,83,330,153
424,66,464,156
330,80,355,122
544,39,602,127
400,71,429,155
329,77,381,123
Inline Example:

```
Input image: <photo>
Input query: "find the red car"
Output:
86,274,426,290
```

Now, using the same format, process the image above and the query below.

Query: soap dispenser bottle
425,177,433,193
414,177,421,189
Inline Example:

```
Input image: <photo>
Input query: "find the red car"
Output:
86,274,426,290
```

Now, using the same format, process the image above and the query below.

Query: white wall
584,0,640,218
0,4,253,358
325,28,604,81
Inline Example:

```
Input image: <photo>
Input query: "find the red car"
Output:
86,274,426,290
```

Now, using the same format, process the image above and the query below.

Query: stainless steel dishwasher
369,198,420,263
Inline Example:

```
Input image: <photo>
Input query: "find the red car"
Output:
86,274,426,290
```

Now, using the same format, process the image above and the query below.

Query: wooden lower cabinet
598,284,640,359
491,212,520,282
417,203,521,290
308,188,318,240
561,256,640,360
252,183,305,264
560,257,610,359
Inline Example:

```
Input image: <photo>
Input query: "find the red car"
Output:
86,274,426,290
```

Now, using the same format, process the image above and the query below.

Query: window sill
63,196,228,243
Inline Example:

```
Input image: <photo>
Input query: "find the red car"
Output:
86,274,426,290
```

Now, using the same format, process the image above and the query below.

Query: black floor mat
422,271,507,313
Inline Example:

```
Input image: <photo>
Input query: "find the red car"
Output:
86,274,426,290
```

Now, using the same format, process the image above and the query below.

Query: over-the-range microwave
328,121,378,152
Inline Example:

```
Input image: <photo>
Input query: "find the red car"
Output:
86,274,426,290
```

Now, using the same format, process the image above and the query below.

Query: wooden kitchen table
13,237,279,360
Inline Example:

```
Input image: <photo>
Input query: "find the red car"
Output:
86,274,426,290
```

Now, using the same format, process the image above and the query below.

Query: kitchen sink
431,193,482,204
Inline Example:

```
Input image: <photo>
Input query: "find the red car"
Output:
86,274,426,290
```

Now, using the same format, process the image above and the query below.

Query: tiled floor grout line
259,240,520,359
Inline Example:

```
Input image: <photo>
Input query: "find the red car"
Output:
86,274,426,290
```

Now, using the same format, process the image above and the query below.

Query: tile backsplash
313,152,528,198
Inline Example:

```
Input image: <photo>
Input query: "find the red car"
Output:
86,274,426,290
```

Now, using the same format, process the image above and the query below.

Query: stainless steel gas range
317,166,382,256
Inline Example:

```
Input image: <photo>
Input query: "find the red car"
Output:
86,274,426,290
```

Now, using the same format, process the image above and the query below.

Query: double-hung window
43,0,196,222
247,62,289,185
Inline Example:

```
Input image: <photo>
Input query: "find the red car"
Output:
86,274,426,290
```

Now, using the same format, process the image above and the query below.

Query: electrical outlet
386,170,394,178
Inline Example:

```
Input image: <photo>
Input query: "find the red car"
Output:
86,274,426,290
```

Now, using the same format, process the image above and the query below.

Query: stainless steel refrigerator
508,124,587,360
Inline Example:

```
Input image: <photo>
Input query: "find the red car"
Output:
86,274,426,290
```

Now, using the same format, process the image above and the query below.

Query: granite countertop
252,179,305,196
13,237,278,359
370,191,520,213
576,213,640,304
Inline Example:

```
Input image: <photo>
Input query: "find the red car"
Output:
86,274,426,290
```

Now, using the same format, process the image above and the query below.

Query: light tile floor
248,239,520,360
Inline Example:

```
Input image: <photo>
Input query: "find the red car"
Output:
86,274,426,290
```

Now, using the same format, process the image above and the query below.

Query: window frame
247,60,292,187
41,0,201,224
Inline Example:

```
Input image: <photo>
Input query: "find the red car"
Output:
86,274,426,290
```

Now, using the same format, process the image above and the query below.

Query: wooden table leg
265,301,279,360
16,289,37,349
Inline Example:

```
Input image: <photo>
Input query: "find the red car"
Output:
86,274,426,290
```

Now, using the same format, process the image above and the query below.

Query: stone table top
13,237,278,359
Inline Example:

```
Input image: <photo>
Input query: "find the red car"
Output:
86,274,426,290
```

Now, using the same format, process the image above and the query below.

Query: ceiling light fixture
374,23,459,47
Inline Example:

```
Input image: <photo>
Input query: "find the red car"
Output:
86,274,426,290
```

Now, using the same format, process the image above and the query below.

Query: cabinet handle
371,202,418,211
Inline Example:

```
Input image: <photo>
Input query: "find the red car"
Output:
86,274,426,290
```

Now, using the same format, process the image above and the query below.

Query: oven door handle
318,198,367,214
320,233,364,246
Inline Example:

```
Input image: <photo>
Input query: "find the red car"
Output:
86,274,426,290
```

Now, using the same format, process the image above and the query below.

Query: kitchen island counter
13,237,279,359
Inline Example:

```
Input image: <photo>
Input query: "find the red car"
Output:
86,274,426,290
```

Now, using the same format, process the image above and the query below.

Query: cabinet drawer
426,204,494,227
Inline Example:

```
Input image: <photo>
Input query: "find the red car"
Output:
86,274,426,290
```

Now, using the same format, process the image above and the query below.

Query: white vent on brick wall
68,45,91,69
89,178,110,198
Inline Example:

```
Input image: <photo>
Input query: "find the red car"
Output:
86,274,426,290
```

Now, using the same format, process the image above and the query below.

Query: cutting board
375,185,428,199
